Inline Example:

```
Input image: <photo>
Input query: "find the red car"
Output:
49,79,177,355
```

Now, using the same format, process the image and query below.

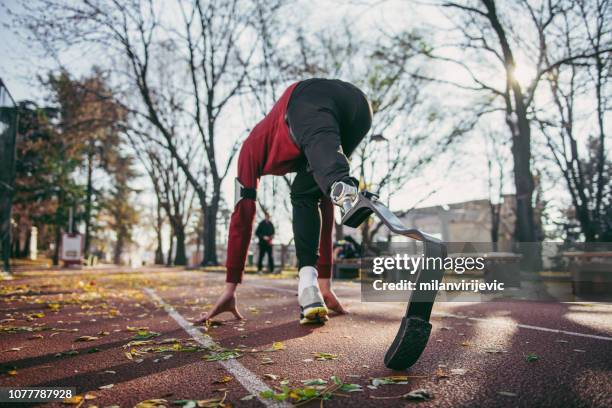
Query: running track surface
1,267,611,408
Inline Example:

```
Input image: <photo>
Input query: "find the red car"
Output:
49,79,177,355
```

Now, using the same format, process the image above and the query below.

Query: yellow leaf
63,395,83,404
272,341,285,351
47,303,61,312
212,375,232,384
7,369,17,376
134,399,167,408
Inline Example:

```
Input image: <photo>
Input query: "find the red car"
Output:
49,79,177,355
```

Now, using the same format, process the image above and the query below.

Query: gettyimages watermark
359,242,612,302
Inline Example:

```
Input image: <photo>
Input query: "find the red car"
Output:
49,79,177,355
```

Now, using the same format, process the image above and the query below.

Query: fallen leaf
302,378,327,385
47,303,61,312
212,375,232,384
450,368,467,375
75,336,99,342
313,351,337,361
98,384,114,390
483,347,507,353
264,374,279,381
435,367,449,379
134,399,167,408
28,334,44,340
404,389,432,401
203,350,242,362
498,391,518,397
371,376,410,386
55,350,79,358
525,353,539,362
132,330,160,340
62,395,83,405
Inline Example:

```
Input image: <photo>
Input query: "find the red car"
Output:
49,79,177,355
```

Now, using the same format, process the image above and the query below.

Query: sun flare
510,64,534,88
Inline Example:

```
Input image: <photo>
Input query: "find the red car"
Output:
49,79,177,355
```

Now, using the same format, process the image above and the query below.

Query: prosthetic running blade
341,191,447,370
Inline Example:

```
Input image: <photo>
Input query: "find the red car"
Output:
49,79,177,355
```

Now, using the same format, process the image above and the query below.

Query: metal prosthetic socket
341,192,447,370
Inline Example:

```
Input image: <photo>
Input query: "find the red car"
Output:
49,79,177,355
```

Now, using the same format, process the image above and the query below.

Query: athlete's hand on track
198,283,244,323
318,278,349,315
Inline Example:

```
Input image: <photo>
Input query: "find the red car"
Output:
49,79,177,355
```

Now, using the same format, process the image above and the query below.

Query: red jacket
225,82,335,283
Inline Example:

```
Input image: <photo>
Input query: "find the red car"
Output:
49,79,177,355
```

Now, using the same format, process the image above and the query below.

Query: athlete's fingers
231,308,244,320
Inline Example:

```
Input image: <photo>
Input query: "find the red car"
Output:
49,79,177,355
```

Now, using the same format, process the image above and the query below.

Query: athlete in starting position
201,78,372,324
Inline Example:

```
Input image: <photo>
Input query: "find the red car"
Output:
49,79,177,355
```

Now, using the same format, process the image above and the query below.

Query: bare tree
18,0,282,265
536,0,611,241
126,124,199,265
399,0,612,266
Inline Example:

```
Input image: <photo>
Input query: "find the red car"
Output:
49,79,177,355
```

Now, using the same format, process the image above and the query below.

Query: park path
1,267,611,407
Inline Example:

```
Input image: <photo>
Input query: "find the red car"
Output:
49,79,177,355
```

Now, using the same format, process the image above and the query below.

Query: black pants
257,242,274,272
287,79,372,269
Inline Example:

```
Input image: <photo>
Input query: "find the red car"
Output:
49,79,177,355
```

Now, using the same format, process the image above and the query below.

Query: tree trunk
360,221,372,256
166,225,174,266
113,229,124,265
174,223,187,266
11,228,19,258
510,97,542,271
490,203,500,252
202,188,220,266
23,228,31,258
481,0,541,270
154,204,164,265
84,149,94,257
335,221,344,241
510,99,537,243
52,192,64,266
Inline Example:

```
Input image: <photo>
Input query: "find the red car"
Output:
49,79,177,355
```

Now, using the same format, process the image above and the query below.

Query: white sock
298,266,318,295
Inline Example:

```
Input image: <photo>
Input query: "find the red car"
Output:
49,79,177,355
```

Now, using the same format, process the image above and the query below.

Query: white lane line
245,283,612,342
143,288,290,408
435,312,612,341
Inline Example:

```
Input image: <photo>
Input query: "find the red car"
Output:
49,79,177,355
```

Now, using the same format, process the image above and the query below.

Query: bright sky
0,0,585,245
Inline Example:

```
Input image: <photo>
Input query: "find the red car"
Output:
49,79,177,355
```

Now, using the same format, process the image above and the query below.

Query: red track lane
1,267,611,408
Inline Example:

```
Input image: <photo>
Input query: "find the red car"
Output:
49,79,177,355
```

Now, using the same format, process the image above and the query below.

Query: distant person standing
255,213,275,273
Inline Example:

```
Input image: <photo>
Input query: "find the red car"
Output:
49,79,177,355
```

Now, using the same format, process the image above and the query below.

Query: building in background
350,195,517,250
0,79,17,273
398,195,516,246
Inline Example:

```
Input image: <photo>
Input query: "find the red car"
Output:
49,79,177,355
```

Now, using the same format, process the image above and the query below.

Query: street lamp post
371,133,392,244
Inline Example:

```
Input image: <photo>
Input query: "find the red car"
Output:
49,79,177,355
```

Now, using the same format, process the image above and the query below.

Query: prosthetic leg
342,192,447,370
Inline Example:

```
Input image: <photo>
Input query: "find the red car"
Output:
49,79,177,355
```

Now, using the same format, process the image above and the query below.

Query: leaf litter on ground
313,351,337,361
260,376,362,405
